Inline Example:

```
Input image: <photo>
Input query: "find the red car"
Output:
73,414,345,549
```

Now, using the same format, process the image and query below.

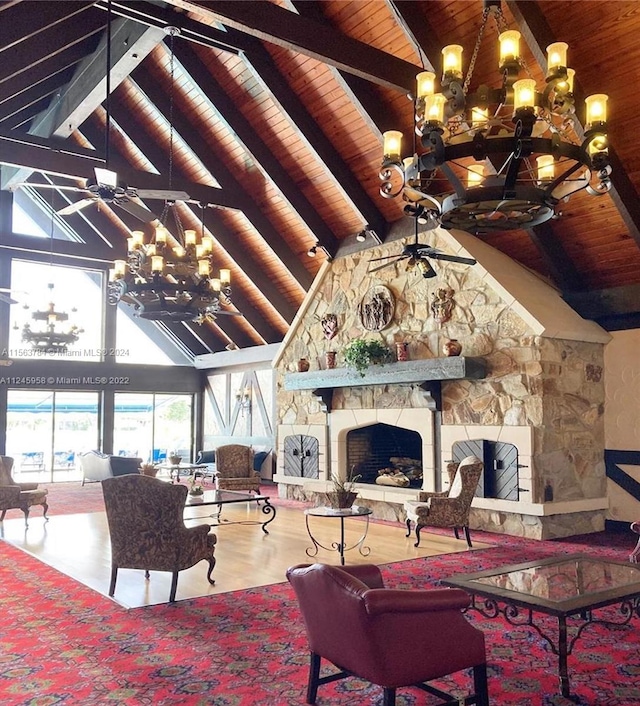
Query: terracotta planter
325,351,337,369
297,358,310,372
442,339,462,357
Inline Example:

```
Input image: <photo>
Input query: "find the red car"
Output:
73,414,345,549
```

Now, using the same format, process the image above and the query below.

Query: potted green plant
343,338,392,376
327,468,362,509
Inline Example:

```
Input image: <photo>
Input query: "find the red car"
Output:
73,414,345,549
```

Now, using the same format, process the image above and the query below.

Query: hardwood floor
0,502,490,608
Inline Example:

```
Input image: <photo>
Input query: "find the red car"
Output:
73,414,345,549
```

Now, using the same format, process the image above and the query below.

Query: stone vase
297,358,310,372
442,339,462,357
395,341,409,362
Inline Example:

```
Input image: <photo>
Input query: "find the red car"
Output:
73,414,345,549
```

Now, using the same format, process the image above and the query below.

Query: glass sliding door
113,393,193,465
6,390,99,483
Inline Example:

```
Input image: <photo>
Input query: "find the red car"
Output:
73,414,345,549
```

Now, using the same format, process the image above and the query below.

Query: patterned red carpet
1,522,639,705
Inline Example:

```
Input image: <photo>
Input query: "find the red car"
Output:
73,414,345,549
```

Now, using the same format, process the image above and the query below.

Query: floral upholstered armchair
0,455,49,527
101,474,217,603
214,444,261,493
404,455,483,548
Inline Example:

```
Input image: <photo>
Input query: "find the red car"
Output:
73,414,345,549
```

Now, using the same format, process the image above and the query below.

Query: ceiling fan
12,169,191,224
368,232,477,279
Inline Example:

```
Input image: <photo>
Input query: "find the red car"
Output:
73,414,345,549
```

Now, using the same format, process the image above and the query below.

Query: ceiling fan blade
428,253,477,265
114,196,157,223
368,254,407,264
137,189,191,201
0,293,18,305
214,310,244,316
368,259,403,274
58,198,96,215
12,183,87,194
94,167,118,189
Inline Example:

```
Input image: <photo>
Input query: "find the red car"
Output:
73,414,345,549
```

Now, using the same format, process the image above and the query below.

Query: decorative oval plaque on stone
358,285,395,331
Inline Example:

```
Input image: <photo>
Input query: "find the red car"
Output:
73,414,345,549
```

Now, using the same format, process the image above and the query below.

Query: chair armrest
363,587,471,616
417,490,449,501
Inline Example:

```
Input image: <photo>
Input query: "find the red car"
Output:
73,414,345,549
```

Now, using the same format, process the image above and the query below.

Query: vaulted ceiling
2,0,639,356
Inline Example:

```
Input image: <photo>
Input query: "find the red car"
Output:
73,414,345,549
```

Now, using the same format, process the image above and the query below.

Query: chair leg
42,501,49,521
144,570,150,579
405,518,412,537
0,509,6,522
382,687,396,706
454,527,460,540
169,571,179,602
473,663,489,706
22,507,30,528
109,566,118,596
463,525,473,548
413,522,422,548
307,652,321,704
206,556,216,585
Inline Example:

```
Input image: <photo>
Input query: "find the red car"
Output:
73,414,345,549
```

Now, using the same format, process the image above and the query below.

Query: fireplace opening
347,423,422,488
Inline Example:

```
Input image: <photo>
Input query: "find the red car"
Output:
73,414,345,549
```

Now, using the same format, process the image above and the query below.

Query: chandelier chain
463,5,491,95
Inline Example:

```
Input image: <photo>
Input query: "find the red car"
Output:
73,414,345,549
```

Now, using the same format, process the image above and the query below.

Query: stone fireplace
273,227,610,539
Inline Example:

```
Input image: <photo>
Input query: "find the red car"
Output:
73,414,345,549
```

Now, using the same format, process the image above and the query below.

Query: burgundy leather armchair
286,563,489,706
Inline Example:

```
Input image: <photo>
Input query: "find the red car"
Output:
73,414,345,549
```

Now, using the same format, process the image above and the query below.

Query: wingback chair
404,455,483,548
0,455,49,527
101,474,217,602
286,563,489,706
214,444,261,493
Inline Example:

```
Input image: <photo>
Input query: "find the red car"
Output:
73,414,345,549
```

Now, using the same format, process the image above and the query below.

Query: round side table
304,505,372,565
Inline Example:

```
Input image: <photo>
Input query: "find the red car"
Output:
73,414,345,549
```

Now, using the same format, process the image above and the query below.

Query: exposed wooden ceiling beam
525,222,585,292
86,108,291,340
130,58,316,287
0,72,73,127
0,1,98,54
227,33,388,242
164,0,420,92
102,100,299,328
173,42,342,260
0,129,244,211
564,283,640,330
507,0,640,250
0,7,104,86
0,44,88,107
2,17,167,188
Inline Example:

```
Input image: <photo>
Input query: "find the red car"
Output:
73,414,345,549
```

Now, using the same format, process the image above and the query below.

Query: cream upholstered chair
0,455,49,527
214,444,261,493
404,455,483,548
102,474,217,602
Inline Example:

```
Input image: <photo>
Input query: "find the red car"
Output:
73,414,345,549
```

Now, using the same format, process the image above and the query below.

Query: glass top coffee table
442,553,640,698
304,506,372,565
184,489,276,534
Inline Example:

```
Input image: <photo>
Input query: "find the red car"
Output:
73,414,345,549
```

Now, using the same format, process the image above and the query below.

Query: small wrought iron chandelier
19,283,84,352
107,27,232,322
380,0,611,233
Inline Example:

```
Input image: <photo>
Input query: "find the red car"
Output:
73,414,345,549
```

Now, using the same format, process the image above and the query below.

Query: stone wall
275,229,609,538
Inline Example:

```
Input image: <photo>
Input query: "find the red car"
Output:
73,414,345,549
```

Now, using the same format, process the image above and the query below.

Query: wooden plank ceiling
1,0,639,354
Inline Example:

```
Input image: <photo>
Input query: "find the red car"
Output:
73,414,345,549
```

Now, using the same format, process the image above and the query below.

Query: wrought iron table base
185,498,276,534
305,513,371,565
467,594,640,698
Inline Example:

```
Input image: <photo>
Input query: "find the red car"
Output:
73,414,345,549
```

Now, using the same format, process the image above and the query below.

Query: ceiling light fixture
380,0,611,234
18,195,84,352
307,245,318,257
107,27,235,323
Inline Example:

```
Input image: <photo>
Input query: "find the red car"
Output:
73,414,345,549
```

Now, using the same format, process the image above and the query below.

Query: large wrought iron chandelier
107,27,232,323
380,0,611,233
108,205,231,322
19,283,84,352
